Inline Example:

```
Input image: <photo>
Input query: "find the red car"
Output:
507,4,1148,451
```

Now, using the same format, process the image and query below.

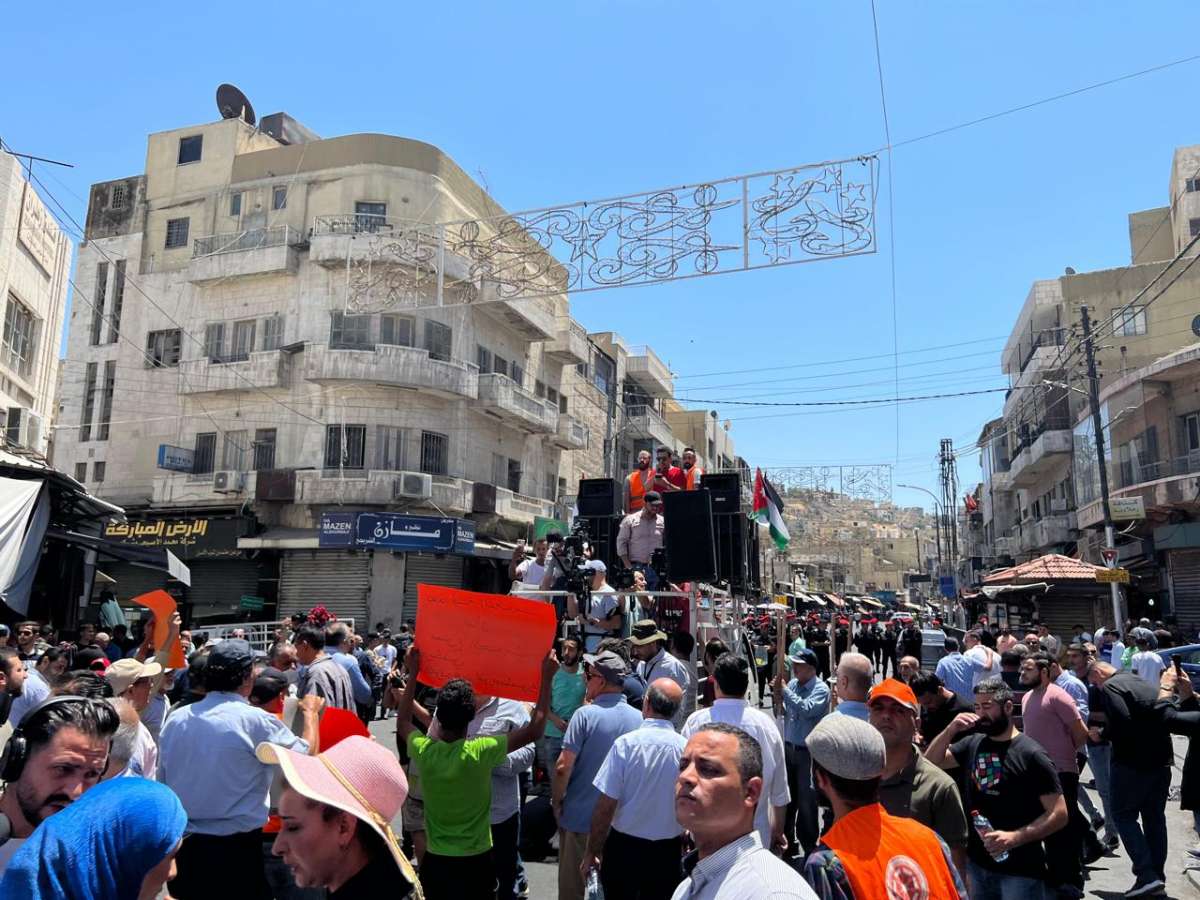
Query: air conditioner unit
1050,498,1069,514
213,470,245,493
472,481,497,514
393,471,432,500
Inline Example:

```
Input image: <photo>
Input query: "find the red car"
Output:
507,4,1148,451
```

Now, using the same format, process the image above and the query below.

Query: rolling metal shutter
279,551,370,628
1169,550,1200,623
403,553,465,622
185,559,264,622
1035,595,1098,642
101,562,170,604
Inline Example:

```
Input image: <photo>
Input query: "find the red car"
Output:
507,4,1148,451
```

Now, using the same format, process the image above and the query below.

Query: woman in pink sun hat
257,734,423,898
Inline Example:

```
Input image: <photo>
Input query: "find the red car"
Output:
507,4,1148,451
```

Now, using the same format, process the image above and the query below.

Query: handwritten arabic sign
104,517,244,560
415,584,556,702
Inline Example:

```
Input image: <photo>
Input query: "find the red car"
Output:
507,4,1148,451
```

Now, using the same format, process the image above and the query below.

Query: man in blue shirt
553,650,642,900
935,636,974,699
326,623,374,718
159,639,323,900
828,652,872,722
772,647,830,859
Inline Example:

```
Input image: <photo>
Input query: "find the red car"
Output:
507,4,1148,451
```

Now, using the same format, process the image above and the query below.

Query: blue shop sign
358,514,456,552
454,518,475,554
157,444,195,473
939,575,957,599
319,512,357,548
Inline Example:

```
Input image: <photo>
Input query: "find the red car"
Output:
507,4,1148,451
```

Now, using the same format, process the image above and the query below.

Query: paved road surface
369,719,1200,898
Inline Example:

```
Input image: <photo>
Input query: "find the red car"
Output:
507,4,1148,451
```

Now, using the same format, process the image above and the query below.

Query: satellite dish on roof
216,84,256,126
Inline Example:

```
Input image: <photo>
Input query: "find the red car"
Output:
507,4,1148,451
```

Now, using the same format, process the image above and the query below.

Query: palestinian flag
750,468,790,551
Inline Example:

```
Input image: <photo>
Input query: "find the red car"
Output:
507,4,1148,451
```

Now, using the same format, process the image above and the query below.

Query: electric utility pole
1080,305,1124,628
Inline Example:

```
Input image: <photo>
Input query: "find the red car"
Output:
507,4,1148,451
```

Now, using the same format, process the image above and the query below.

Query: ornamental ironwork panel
771,464,892,502
327,155,877,311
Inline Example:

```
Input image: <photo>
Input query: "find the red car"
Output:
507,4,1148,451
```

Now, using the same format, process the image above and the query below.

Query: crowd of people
0,597,1196,898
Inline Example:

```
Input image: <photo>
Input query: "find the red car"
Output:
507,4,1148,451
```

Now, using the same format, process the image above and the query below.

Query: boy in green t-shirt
395,646,556,900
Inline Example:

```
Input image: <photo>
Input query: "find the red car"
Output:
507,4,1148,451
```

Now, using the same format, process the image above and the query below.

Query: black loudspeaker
703,473,742,514
713,513,746,587
578,515,620,568
663,490,717,583
578,478,621,517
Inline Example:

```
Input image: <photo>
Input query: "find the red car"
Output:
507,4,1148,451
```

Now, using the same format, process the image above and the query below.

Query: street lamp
896,484,944,569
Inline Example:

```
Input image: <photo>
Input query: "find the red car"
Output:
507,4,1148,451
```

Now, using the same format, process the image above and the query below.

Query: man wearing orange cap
867,678,969,879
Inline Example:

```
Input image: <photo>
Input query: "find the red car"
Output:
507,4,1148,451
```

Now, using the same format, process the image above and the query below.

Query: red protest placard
414,584,556,702
130,589,187,670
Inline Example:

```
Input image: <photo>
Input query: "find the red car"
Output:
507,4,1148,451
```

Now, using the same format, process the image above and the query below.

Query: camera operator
617,491,665,590
568,561,621,653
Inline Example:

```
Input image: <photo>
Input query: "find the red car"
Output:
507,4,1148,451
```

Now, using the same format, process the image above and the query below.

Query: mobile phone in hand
1173,656,1185,675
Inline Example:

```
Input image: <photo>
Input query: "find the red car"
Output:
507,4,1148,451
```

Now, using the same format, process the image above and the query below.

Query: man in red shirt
653,447,686,493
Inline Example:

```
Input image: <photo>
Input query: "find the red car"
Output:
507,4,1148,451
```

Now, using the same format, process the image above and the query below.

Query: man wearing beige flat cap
103,657,163,778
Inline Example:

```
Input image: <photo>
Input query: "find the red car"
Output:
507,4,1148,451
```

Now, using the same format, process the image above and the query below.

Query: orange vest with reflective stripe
627,468,654,511
820,804,960,900
684,466,703,490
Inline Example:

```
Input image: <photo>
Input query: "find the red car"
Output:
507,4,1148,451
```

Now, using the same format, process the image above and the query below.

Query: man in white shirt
630,620,691,729
102,658,162,778
683,653,789,853
509,537,550,597
1130,628,1165,687
583,679,688,900
569,561,623,652
963,629,999,688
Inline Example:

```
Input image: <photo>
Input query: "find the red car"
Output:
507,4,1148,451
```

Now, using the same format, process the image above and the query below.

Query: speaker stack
663,490,717,583
703,473,751,589
576,478,621,568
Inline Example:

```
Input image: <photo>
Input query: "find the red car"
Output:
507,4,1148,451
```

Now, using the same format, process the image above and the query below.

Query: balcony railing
193,226,304,258
1017,327,1066,375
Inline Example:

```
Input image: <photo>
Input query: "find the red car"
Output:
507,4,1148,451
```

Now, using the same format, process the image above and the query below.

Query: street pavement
368,719,1200,899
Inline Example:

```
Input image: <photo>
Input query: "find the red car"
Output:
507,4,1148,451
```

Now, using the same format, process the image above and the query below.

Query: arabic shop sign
357,513,457,552
104,517,245,560
454,518,475,555
157,444,195,473
318,512,357,548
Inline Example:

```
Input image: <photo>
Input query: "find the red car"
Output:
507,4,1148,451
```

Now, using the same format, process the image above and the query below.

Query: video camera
547,521,594,603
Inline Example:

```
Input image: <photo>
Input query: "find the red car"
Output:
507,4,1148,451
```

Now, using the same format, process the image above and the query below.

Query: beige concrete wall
1129,207,1173,264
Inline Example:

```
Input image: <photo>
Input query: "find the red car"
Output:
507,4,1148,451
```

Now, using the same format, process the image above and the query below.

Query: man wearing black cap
159,639,325,899
617,489,665,589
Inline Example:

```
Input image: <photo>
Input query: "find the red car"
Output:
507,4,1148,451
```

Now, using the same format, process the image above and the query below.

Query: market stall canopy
856,597,884,609
44,529,191,587
979,582,1050,599
983,554,1104,585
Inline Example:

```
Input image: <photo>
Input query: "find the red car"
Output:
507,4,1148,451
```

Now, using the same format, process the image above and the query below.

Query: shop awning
45,528,191,586
238,528,319,550
857,597,884,609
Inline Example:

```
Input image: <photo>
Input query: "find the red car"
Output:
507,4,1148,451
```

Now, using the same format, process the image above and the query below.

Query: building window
261,315,283,351
109,183,128,210
379,315,414,347
146,329,182,368
507,459,522,494
330,311,372,350
544,472,557,502
74,463,87,482
1113,305,1147,337
230,320,256,362
193,432,217,475
1191,218,1200,239
4,409,22,448
476,346,492,373
253,428,277,471
222,430,248,470
177,135,203,165
272,185,287,211
80,362,97,441
325,424,366,470
3,295,37,377
96,361,115,441
420,431,448,476
1182,412,1200,456
1188,177,1200,193
558,393,568,414
493,355,508,379
511,362,524,388
92,461,106,483
165,217,189,249
423,320,451,362
204,323,226,363
376,425,407,470
229,192,242,217
535,380,546,399
354,201,387,233
107,260,125,344
90,263,107,346
593,352,616,397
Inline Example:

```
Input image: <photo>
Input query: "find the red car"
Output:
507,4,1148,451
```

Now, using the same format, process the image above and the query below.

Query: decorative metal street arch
326,154,878,313
770,464,893,503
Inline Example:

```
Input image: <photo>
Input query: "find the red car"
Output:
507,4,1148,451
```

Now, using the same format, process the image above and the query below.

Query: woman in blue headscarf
0,776,186,899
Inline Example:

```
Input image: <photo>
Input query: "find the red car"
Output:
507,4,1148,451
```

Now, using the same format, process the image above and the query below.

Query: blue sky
3,2,1197,508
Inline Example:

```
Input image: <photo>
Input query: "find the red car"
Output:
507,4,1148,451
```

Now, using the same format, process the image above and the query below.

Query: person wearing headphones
0,695,121,876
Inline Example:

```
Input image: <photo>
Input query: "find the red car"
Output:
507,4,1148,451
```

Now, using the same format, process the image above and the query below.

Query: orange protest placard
415,584,556,702
130,589,187,669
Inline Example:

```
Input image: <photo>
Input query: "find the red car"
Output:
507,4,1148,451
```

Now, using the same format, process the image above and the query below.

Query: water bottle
971,809,1009,863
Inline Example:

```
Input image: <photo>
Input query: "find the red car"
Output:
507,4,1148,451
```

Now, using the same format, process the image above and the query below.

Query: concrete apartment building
978,144,1200,575
54,105,723,626
0,154,71,457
